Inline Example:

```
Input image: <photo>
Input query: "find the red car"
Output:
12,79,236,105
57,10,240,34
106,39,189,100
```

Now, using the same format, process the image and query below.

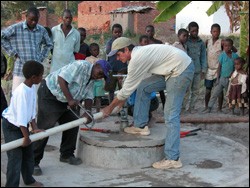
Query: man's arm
1,25,18,57
58,76,78,108
40,28,53,62
102,97,126,117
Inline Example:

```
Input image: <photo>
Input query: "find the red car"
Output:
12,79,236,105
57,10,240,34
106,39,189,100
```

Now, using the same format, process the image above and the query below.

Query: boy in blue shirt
205,38,239,113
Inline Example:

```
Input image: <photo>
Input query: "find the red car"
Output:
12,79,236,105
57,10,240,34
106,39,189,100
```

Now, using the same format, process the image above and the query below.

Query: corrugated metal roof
110,6,154,14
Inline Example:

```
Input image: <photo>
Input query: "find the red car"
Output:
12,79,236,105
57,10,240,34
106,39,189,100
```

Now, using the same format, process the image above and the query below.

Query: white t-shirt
2,83,37,127
117,44,192,100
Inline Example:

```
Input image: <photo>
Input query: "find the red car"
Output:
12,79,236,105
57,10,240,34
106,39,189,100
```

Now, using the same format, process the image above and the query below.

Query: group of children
172,22,248,116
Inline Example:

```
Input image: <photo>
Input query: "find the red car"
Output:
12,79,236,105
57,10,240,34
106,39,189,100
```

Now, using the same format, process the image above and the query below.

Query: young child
78,27,91,57
227,57,248,115
203,24,224,112
145,25,163,44
85,43,101,64
172,28,189,53
205,38,239,113
105,23,127,103
183,21,207,113
2,60,44,187
86,43,106,112
139,35,149,46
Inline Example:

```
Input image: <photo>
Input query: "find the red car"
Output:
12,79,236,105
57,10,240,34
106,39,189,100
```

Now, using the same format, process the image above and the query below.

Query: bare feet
27,181,44,187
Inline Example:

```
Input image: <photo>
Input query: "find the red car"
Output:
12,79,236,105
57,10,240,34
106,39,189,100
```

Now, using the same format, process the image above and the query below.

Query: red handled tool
80,128,119,134
180,128,201,138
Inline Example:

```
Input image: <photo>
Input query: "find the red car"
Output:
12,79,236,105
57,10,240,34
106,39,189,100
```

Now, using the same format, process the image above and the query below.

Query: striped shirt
45,60,94,103
1,21,53,76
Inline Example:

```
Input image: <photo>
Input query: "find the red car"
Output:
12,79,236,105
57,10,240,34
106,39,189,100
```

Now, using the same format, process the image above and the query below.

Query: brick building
78,1,175,37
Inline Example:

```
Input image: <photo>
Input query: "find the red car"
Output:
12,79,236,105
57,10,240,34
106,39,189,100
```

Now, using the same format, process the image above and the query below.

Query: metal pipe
1,107,120,153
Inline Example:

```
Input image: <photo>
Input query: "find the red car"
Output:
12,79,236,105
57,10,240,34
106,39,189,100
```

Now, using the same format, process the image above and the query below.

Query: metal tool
68,104,95,129
180,128,201,138
112,74,129,131
119,109,129,131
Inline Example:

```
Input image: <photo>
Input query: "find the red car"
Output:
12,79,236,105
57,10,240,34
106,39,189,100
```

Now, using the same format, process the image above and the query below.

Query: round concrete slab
77,120,166,168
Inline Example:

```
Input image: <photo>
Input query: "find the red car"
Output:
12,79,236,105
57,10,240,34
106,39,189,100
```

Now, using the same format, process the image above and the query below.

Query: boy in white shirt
2,60,44,187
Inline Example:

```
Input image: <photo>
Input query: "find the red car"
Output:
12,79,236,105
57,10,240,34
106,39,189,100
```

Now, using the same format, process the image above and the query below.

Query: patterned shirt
218,51,238,78
1,21,53,76
45,60,94,103
186,37,207,73
205,38,222,80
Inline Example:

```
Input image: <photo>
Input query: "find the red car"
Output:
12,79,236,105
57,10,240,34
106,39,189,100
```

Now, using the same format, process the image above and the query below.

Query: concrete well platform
77,120,165,169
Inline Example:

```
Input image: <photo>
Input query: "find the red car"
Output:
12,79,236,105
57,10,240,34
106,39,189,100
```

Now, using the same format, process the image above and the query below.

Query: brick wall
77,1,166,35
135,9,175,37
78,1,123,34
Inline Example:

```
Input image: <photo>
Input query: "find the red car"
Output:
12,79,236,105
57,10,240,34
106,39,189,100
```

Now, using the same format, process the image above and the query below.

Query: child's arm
200,42,207,80
20,126,31,147
205,39,208,48
215,64,222,85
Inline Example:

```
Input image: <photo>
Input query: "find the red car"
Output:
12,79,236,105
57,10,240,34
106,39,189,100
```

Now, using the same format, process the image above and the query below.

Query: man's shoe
33,165,42,176
60,155,82,165
152,159,182,169
124,126,150,136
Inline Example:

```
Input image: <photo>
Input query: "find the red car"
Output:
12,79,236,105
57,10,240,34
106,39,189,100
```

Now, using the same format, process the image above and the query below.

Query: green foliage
206,1,224,16
156,1,177,11
154,1,191,23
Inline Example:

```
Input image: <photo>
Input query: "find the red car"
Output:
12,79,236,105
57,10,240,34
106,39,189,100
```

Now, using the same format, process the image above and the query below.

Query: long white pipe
1,108,119,153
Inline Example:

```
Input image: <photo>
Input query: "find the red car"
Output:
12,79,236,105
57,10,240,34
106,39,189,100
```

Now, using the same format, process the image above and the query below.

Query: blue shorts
204,79,216,89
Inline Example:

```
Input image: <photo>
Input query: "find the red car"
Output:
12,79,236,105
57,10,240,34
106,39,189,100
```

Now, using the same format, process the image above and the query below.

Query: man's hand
81,111,93,124
101,106,113,118
101,98,126,118
68,99,79,109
